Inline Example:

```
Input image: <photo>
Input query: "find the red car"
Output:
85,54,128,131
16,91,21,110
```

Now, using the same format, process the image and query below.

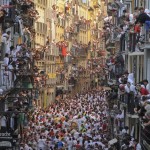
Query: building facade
105,0,150,149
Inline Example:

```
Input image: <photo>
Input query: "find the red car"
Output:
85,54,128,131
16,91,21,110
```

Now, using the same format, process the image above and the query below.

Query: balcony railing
47,44,59,56
71,45,89,57
0,68,15,89
119,25,149,53
141,125,150,150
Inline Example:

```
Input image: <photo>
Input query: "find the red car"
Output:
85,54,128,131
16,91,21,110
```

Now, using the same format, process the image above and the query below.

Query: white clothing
12,49,19,61
145,9,150,17
116,112,124,120
0,116,7,127
128,73,134,84
37,139,46,150
125,84,137,94
67,140,73,150
129,14,134,23
1,33,8,44
3,57,9,66
78,136,83,146
74,131,79,139
136,143,141,150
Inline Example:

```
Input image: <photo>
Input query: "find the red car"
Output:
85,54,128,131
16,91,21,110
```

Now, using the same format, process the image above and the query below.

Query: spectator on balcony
133,7,140,18
115,110,124,129
143,110,150,127
141,79,150,93
1,31,11,60
124,13,134,24
145,9,150,17
125,82,137,95
118,75,125,84
0,115,7,131
6,45,14,57
136,84,149,96
11,44,21,61
133,139,141,150
3,53,9,67
124,82,137,113
134,22,141,34
135,7,150,31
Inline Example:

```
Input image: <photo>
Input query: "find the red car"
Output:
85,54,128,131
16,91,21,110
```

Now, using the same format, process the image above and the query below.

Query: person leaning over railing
142,101,150,127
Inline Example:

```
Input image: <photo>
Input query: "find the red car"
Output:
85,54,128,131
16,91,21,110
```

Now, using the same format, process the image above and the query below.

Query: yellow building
33,0,107,103
34,0,57,107
86,0,107,87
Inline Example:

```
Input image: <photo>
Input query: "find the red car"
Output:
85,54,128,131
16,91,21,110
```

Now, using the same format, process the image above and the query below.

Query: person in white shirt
3,53,10,86
78,134,83,146
145,9,150,17
133,139,142,150
72,137,77,150
11,45,20,61
1,31,11,59
3,53,9,66
0,115,7,130
125,13,134,23
141,79,150,93
37,136,46,150
67,138,73,150
125,82,137,95
116,110,124,127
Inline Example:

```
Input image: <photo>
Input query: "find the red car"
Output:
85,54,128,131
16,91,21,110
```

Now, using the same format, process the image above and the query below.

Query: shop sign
0,131,13,148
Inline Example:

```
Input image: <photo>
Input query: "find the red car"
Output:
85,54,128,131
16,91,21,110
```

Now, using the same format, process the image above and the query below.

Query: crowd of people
103,6,150,148
20,88,114,150
104,6,150,54
16,86,145,150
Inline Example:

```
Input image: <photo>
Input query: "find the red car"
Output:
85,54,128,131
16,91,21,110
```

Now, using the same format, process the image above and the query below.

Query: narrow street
1,0,150,150
21,88,113,150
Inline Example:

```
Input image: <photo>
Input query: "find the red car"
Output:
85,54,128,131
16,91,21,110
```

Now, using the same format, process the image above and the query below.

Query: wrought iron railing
141,124,150,150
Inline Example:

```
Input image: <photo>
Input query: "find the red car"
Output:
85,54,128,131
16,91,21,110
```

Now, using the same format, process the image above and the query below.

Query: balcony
80,24,87,31
46,44,59,56
106,42,115,53
118,23,150,54
141,123,150,150
56,17,65,27
71,45,88,58
0,57,38,92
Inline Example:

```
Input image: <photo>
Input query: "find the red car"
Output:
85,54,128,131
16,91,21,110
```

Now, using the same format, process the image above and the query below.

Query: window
40,23,42,32
37,22,39,32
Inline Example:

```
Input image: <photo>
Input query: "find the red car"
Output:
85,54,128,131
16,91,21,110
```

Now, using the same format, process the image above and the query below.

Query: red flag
62,45,67,56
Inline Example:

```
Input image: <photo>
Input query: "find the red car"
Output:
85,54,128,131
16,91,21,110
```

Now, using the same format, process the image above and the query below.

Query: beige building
33,0,108,105
34,0,57,107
